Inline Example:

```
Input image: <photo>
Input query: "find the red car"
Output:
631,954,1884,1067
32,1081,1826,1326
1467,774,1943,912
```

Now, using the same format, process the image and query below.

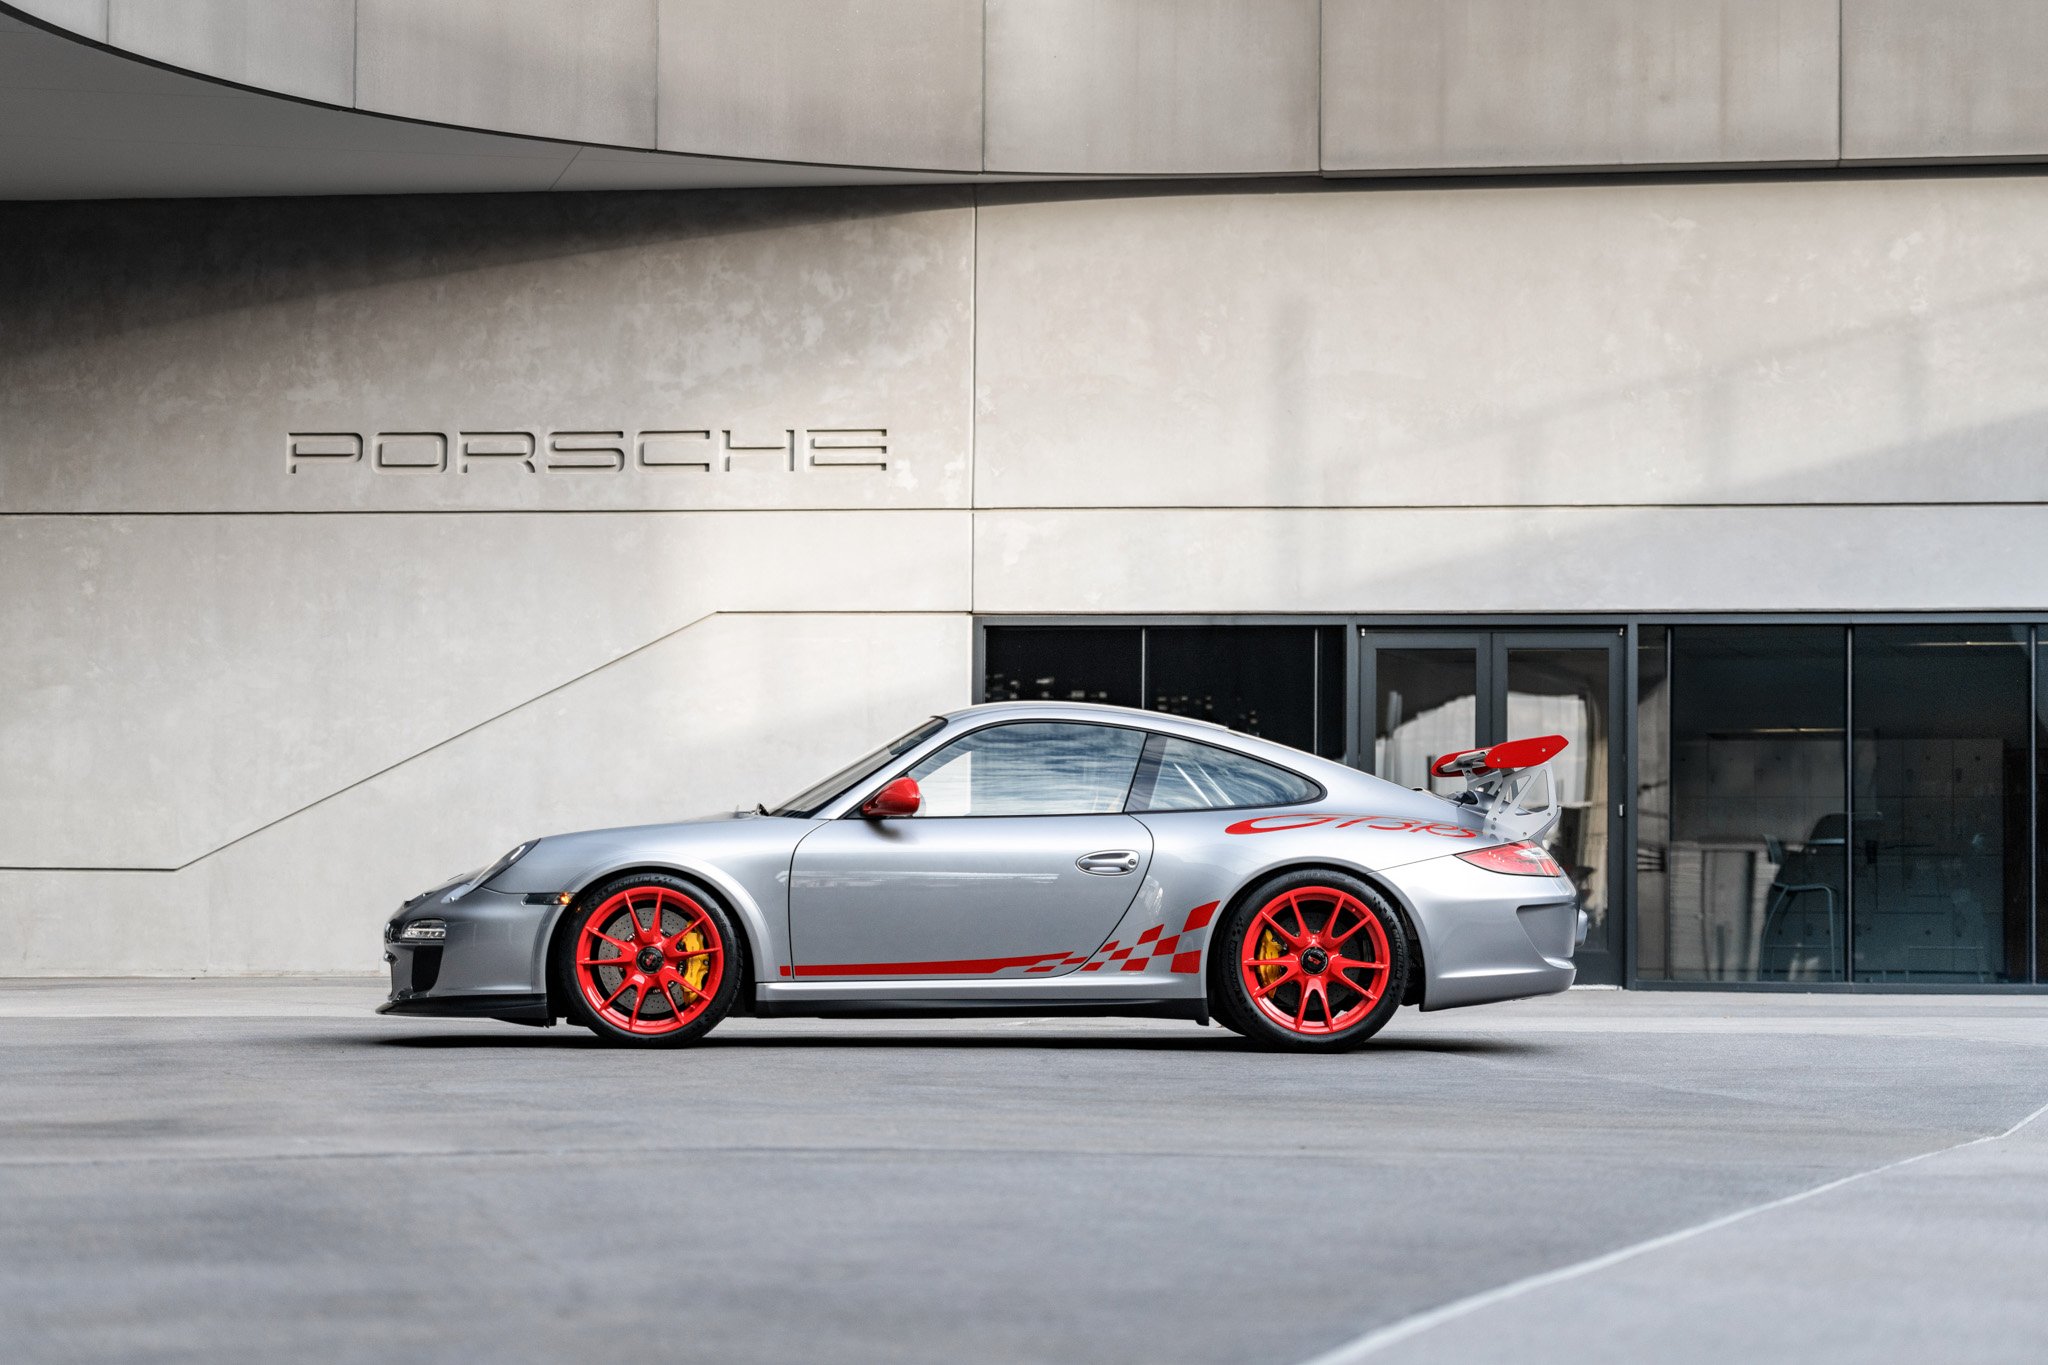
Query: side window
905,723,1147,817
1128,735,1321,812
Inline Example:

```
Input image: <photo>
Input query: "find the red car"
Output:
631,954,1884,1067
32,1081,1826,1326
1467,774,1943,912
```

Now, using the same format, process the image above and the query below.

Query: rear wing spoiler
1431,735,1569,841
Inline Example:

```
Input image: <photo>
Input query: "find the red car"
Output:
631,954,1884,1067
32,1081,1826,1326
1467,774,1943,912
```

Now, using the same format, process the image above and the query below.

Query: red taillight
1456,841,1562,877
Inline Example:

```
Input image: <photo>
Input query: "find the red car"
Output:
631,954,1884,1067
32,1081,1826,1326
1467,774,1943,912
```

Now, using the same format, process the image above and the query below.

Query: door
1363,629,1626,985
788,721,1155,978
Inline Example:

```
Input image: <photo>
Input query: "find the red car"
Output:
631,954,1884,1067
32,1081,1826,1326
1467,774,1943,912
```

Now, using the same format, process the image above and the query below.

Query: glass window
1853,627,2028,983
1316,626,1347,762
983,628,1141,707
905,723,1146,817
1127,735,1320,812
982,625,1347,761
2038,632,2047,986
1374,647,1479,797
772,717,946,818
1507,647,1612,957
1148,626,1321,755
1635,628,1672,979
1638,627,1848,983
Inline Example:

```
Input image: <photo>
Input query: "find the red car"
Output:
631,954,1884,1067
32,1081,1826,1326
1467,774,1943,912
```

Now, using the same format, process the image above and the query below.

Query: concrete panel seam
547,144,583,190
15,500,2048,521
987,0,995,174
907,501,2048,513
969,185,978,609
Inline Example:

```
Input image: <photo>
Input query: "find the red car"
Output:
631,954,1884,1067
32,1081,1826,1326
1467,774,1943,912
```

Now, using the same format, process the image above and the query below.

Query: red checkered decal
1022,901,1219,977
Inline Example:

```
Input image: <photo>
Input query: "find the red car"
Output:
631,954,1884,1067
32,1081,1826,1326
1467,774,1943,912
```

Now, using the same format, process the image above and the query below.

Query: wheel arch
1203,858,1431,1010
541,861,767,1020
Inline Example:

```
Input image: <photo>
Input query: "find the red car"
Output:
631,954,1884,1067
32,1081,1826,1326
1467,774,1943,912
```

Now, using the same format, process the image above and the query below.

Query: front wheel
1213,871,1409,1051
559,873,744,1047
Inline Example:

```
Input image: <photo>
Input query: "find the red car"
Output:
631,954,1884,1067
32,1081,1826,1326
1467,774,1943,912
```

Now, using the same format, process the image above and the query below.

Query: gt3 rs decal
788,902,1220,979
1224,814,1478,838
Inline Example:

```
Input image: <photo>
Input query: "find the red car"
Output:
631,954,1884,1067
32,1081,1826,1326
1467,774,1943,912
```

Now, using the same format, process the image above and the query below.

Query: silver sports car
379,701,1583,1050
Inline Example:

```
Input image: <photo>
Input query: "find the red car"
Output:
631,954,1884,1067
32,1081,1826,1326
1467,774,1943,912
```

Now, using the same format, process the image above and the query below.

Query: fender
537,855,784,1008
1174,851,1440,1009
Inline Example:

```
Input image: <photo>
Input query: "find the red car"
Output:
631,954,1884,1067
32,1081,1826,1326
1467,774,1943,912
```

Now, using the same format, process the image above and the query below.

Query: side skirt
754,998,1211,1025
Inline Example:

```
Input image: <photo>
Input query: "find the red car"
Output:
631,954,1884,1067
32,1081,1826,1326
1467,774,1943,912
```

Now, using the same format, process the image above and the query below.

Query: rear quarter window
1127,735,1321,812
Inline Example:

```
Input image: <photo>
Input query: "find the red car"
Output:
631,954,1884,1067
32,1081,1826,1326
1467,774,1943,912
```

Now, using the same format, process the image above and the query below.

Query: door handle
1076,850,1140,876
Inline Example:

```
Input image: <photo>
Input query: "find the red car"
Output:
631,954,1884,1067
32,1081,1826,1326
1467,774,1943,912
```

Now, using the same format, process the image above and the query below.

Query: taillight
1456,842,1562,877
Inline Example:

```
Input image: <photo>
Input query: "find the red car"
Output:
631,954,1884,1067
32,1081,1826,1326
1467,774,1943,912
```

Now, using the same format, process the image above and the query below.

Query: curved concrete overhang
5,1,2048,198
0,4,999,198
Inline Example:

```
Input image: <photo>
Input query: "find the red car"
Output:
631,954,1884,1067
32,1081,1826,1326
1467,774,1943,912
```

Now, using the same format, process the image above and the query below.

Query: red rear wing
1430,734,1569,779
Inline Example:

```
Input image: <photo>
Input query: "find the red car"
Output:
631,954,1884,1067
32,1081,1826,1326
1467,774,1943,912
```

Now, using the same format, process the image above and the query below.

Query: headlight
441,839,537,904
397,919,447,942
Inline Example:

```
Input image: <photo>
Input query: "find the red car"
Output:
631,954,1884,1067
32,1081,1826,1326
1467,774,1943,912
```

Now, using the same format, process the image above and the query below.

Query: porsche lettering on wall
286,427,890,475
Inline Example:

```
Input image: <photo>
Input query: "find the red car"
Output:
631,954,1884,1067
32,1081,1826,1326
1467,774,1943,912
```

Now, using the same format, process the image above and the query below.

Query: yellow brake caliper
680,927,711,997
1255,929,1285,989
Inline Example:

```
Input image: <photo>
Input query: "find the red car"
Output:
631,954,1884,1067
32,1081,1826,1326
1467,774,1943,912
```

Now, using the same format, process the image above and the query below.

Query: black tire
557,872,746,1048
1210,869,1410,1052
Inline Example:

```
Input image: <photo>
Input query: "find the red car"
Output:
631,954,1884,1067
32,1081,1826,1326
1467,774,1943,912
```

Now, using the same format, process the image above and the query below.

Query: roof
943,699,1232,731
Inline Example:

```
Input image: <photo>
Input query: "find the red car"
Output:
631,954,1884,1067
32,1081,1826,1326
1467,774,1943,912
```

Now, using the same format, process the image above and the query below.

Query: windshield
768,717,947,817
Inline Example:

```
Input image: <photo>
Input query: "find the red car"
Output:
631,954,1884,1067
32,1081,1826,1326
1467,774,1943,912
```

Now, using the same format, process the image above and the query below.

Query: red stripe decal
1184,902,1219,932
790,951,1068,978
1170,951,1202,974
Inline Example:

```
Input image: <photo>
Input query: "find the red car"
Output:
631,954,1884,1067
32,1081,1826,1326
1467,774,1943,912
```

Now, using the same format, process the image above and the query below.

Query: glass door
1368,634,1485,797
1363,630,1626,985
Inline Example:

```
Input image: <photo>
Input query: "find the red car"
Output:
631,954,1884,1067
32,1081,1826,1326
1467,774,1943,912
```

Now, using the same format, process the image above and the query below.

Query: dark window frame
978,612,2048,994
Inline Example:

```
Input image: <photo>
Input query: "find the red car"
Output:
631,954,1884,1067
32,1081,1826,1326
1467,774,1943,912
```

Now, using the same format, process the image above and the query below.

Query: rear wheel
559,873,743,1047
1213,870,1408,1051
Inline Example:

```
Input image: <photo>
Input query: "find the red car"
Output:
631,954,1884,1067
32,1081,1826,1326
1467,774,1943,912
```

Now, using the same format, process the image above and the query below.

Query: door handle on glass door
1076,851,1140,876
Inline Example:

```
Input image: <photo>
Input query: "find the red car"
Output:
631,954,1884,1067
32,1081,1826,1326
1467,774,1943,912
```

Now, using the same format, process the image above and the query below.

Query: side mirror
860,776,921,819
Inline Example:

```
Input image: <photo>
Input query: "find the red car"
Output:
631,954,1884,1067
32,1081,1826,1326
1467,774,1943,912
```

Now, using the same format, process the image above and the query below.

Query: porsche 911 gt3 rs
379,701,1583,1050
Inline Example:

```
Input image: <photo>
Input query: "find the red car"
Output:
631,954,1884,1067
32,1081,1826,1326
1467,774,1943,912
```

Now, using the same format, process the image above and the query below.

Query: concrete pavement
2,981,2044,1364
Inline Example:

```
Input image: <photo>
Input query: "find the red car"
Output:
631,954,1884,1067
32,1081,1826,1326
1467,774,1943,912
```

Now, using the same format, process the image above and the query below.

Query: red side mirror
860,776,921,818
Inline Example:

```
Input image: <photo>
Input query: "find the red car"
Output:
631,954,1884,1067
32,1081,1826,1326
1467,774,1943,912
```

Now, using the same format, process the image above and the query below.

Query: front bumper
376,991,551,1023
381,885,564,1023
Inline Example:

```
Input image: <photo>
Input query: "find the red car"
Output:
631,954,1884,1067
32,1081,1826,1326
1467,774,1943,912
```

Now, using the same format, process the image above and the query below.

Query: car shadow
357,1030,1542,1056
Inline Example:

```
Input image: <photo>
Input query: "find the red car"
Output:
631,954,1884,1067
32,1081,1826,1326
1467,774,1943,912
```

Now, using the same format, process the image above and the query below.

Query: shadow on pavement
357,1029,1543,1055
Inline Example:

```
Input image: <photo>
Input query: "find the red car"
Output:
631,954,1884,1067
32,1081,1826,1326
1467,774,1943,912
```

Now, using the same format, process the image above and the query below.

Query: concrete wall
1843,0,2048,163
657,0,984,171
983,0,1320,176
1320,0,1840,171
354,0,657,148
7,173,2048,973
0,189,974,974
16,0,2048,181
108,0,354,106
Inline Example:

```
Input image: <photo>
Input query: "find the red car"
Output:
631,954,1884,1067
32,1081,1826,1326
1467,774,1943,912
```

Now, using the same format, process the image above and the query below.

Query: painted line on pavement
1296,1095,2048,1365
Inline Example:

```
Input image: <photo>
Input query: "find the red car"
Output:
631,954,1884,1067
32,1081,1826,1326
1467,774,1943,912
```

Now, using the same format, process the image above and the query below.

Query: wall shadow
0,183,971,362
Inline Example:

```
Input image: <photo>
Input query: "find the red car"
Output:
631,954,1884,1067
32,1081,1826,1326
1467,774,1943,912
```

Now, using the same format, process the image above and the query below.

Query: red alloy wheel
1238,886,1391,1036
573,885,725,1036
